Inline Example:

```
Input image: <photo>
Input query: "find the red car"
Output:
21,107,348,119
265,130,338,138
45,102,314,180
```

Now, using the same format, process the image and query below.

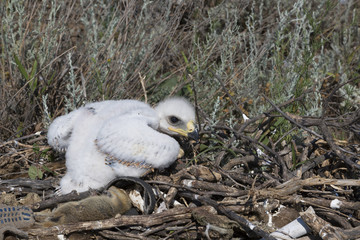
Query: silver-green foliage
193,0,359,120
1,0,359,140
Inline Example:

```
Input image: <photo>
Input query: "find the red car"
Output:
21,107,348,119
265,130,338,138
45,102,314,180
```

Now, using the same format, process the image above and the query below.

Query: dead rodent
43,186,131,226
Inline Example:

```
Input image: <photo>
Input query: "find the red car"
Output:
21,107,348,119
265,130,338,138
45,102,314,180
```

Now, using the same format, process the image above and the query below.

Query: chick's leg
177,148,184,158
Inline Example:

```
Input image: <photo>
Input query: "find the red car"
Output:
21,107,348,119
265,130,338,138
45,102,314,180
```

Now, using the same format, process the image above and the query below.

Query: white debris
242,114,250,122
256,148,264,156
268,217,311,240
330,199,342,209
247,221,256,230
266,211,273,227
182,179,194,187
128,189,144,213
57,234,66,240
155,201,168,214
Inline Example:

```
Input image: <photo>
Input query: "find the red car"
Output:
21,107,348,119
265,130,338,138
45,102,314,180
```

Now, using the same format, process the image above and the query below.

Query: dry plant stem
125,7,186,89
71,66,87,99
0,178,55,194
237,88,313,134
149,180,246,197
165,187,178,208
256,177,360,199
27,136,47,144
215,149,227,166
257,83,360,169
338,226,360,239
262,94,323,139
164,167,188,208
0,227,29,240
0,132,44,147
99,229,147,240
147,181,202,195
317,210,353,229
296,108,360,129
236,132,294,180
258,93,360,173
5,141,50,152
214,135,238,166
162,221,196,240
274,126,297,146
300,189,352,196
143,219,193,237
261,172,281,185
5,46,77,111
319,122,360,170
189,74,202,133
181,193,277,240
283,197,360,223
163,223,196,240
325,77,360,107
227,171,278,189
222,155,256,170
215,167,248,189
301,206,360,240
235,132,277,157
209,69,245,118
246,102,360,170
181,179,247,196
291,153,330,176
32,189,99,211
28,206,195,237
139,72,147,103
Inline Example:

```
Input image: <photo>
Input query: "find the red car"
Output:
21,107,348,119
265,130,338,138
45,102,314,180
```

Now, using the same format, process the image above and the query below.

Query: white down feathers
47,98,195,194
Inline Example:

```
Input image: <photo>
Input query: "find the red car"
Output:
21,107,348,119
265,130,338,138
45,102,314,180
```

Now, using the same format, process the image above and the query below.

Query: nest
1,94,360,240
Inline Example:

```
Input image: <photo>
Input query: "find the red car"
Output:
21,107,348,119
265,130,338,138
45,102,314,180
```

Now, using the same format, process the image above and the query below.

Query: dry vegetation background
1,0,360,239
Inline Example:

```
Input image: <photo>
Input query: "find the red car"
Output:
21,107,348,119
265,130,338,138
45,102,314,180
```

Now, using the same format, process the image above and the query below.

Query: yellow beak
168,120,199,141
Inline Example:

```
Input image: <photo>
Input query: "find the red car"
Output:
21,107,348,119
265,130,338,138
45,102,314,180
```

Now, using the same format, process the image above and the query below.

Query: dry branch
301,206,360,240
180,192,277,240
28,206,194,237
0,178,55,194
256,177,360,199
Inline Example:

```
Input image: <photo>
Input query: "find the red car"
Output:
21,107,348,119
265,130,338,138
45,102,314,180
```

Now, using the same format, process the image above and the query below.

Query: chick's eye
169,116,180,124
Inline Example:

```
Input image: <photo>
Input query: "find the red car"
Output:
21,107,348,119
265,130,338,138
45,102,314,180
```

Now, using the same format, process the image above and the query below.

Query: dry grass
1,1,359,139
1,0,360,238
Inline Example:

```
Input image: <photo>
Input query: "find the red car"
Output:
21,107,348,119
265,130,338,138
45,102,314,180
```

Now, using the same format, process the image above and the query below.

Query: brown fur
43,187,131,227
